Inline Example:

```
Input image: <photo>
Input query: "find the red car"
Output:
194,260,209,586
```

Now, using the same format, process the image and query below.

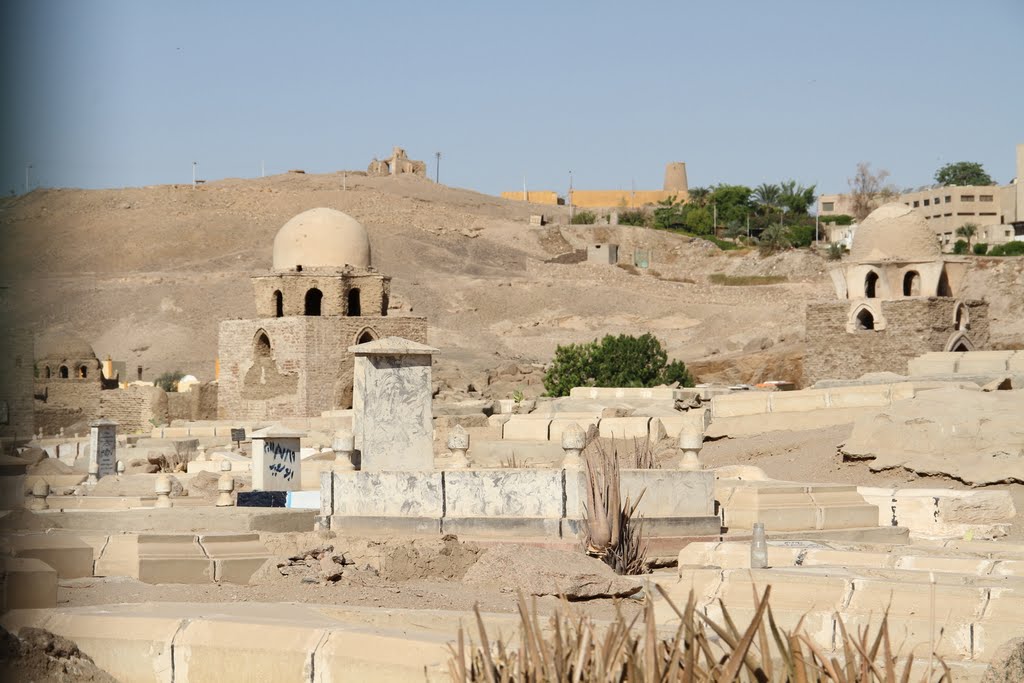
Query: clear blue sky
2,1,1022,198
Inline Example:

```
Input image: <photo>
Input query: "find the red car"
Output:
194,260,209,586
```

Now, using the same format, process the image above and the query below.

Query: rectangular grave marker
88,419,117,479
251,426,304,491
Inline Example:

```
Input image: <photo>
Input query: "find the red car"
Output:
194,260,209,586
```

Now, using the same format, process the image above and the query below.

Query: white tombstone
349,337,439,471
88,419,118,479
251,425,305,491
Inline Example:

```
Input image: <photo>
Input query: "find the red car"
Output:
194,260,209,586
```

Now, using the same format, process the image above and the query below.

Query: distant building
818,143,1024,251
501,162,689,208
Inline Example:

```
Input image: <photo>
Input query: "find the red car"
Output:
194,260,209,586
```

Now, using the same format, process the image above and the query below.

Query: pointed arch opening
254,330,272,358
347,288,361,317
354,327,377,345
902,271,921,296
78,365,88,379
954,302,970,331
304,288,323,316
44,366,51,379
945,332,974,352
937,268,952,297
273,290,283,318
855,308,875,330
59,365,69,379
864,271,879,298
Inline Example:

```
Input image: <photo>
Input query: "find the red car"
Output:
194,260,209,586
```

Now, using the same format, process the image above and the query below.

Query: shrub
827,241,846,260
818,213,854,225
787,223,816,248
570,209,596,225
973,242,988,255
989,241,1024,256
543,333,694,397
154,370,185,392
618,208,650,226
952,239,969,255
758,224,791,256
709,273,788,286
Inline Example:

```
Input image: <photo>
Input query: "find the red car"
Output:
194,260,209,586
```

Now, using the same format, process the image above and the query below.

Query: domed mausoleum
217,209,427,419
803,203,988,385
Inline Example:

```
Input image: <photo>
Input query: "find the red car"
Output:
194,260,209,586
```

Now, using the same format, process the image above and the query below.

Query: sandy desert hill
1,171,1021,394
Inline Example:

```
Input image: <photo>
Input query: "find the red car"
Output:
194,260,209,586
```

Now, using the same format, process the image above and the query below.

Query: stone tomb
350,337,438,471
251,426,304,491
88,418,117,479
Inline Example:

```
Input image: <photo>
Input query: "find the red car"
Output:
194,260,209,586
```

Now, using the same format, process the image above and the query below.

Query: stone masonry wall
166,383,218,422
98,385,169,434
803,298,989,386
251,273,388,318
0,329,34,439
218,315,427,420
33,379,101,435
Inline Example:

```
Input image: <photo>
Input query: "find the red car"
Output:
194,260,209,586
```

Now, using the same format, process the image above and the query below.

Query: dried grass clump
448,586,950,682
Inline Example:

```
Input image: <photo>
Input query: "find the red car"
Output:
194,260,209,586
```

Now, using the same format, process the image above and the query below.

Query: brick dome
36,331,96,361
849,203,941,263
272,208,371,270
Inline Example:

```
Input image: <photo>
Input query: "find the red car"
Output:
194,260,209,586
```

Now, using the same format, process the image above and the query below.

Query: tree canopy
542,333,694,397
934,161,994,187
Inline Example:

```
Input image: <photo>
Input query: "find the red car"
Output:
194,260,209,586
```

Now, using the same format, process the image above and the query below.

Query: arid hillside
1,171,1021,393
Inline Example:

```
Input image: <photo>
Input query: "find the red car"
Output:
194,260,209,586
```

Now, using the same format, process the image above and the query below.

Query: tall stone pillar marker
350,336,439,471
88,419,118,479
251,425,305,491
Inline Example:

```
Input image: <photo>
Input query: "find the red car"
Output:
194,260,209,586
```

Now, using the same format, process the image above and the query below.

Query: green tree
709,184,755,229
935,161,994,187
542,334,695,397
956,222,978,249
778,180,816,215
687,187,711,208
652,195,686,230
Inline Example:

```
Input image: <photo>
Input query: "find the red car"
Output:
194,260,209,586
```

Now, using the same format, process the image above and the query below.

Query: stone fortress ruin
1,196,1022,681
217,208,428,419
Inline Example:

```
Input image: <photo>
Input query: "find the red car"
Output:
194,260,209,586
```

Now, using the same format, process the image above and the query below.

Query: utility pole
261,160,265,178
192,161,197,189
25,164,32,194
434,152,441,183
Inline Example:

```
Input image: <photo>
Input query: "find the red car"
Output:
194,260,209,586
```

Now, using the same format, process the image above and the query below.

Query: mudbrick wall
803,298,989,386
251,272,389,318
99,385,169,434
218,315,427,420
0,329,34,440
33,379,101,436
167,382,218,422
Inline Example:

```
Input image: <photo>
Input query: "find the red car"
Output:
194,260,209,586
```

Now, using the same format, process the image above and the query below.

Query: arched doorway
273,290,283,318
902,271,921,296
864,271,879,298
304,288,323,316
44,366,51,379
937,268,952,297
59,366,69,379
855,308,875,330
78,365,88,378
347,288,361,317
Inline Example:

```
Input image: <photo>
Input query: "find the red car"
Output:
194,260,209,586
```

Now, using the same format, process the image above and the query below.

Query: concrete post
331,429,357,471
216,461,234,507
154,474,172,508
446,425,470,469
561,422,586,469
678,424,704,471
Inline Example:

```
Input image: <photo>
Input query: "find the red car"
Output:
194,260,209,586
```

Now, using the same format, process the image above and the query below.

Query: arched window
304,288,322,316
347,288,361,317
254,331,272,357
59,365,69,379
856,308,875,330
44,366,51,379
952,341,969,352
864,271,879,298
273,290,283,318
78,365,88,379
902,271,921,296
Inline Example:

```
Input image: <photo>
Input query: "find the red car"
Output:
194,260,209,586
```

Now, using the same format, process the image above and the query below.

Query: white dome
272,208,371,270
850,203,941,262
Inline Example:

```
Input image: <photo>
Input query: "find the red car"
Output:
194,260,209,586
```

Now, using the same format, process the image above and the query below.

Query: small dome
272,208,371,270
850,203,941,262
36,331,96,361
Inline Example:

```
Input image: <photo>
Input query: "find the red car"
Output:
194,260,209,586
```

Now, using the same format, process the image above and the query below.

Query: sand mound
462,544,642,599
0,626,117,683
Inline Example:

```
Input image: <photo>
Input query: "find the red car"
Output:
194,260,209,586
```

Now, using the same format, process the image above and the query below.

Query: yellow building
501,162,689,209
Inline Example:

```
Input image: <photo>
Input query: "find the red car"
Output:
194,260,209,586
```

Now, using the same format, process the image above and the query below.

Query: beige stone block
150,427,164,438
826,385,891,409
711,392,770,418
198,533,271,584
957,350,1014,374
801,549,893,569
96,534,213,583
2,557,57,610
652,412,708,441
769,389,828,413
187,426,217,437
549,417,598,442
3,533,93,578
893,555,994,575
175,619,323,682
501,417,550,441
808,487,880,530
313,628,449,682
938,491,1016,524
43,611,182,683
974,586,1024,660
162,427,190,438
598,416,651,440
848,578,986,619
678,541,801,569
677,541,721,566
992,559,1024,576
1008,351,1024,373
907,354,961,376
719,486,818,531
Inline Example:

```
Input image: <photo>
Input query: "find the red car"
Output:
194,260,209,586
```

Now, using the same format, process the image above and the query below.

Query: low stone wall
501,412,707,442
99,385,169,434
325,468,720,539
909,350,1024,376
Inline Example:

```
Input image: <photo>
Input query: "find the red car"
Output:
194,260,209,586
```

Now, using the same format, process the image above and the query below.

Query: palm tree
752,183,781,212
687,187,711,208
956,222,978,249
